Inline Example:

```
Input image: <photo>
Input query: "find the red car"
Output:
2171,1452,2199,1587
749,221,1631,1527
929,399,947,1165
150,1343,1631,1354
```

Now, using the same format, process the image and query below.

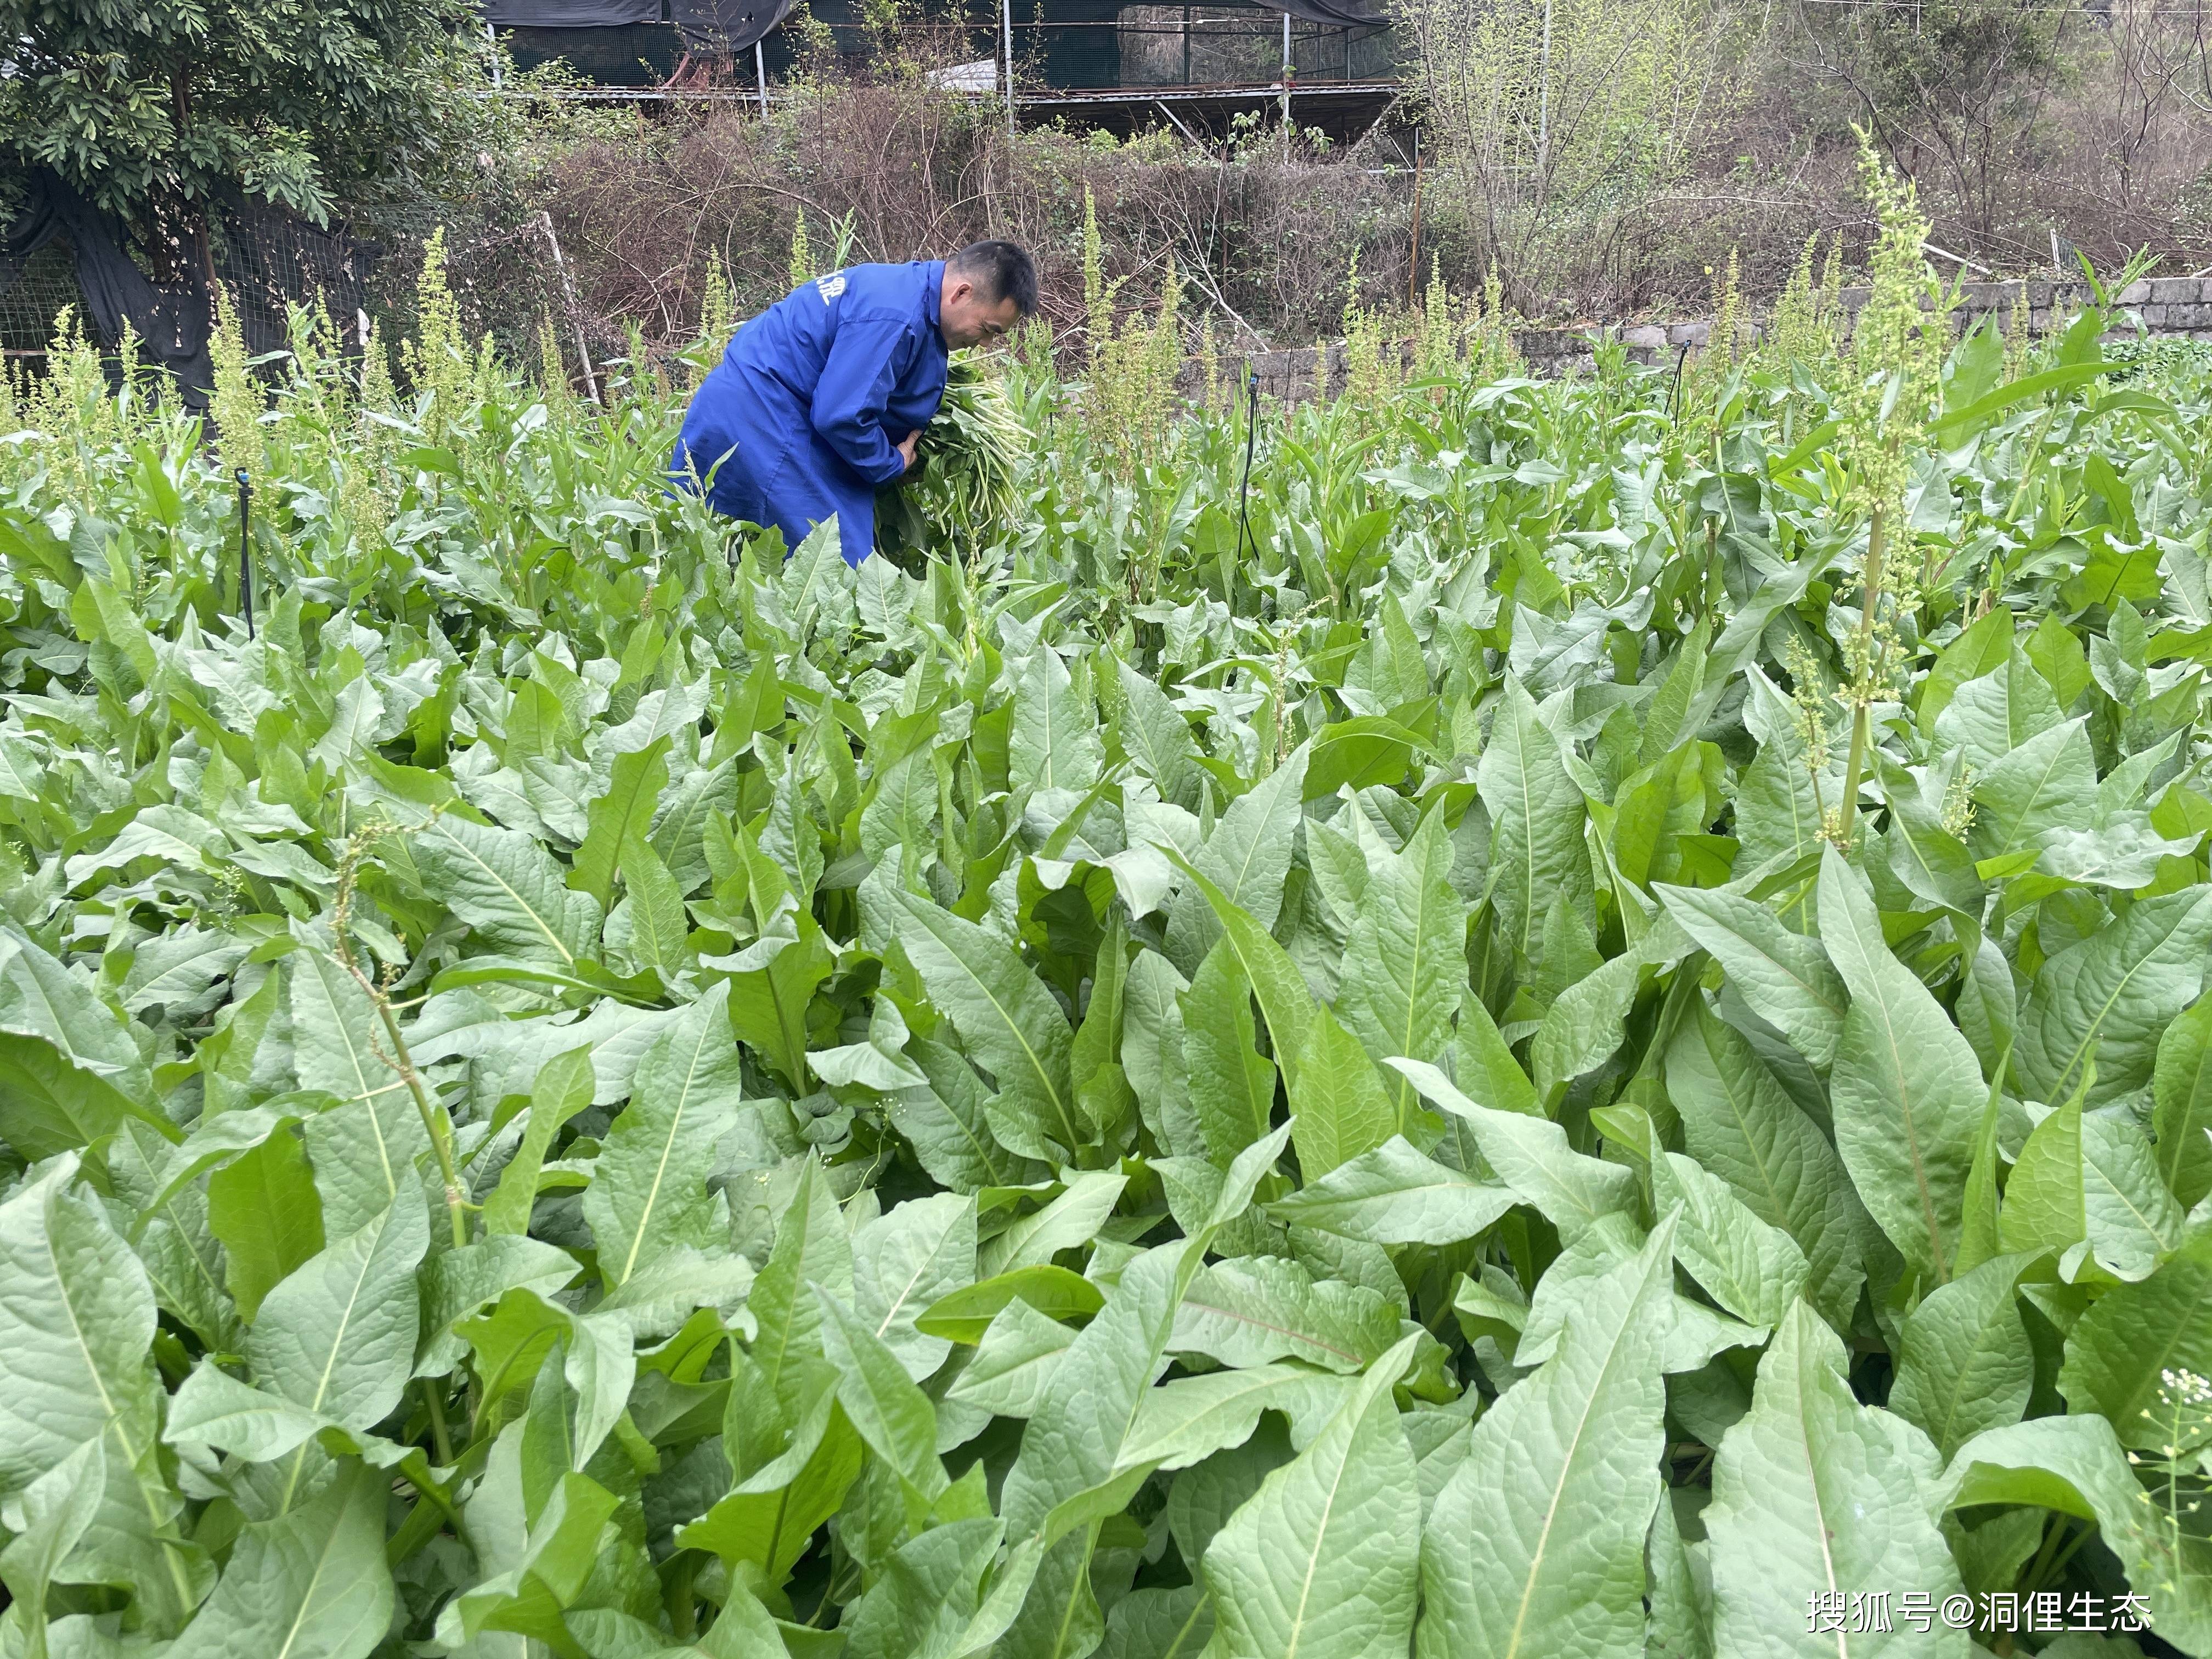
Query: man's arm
810,315,917,485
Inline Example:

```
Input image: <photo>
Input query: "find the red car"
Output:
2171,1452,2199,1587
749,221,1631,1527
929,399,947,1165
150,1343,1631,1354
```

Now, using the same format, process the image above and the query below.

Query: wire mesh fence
0,201,384,371
0,242,80,364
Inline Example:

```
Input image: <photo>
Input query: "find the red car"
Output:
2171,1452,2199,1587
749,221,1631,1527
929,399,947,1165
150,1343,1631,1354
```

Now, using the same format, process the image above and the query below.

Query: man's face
939,275,1023,350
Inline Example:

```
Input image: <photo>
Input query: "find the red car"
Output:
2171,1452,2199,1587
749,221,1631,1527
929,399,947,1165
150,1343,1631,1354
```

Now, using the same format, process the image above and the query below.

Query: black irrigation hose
235,469,256,641
1235,366,1260,565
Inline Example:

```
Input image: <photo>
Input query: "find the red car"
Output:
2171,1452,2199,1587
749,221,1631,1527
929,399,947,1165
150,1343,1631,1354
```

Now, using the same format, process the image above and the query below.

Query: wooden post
537,211,601,405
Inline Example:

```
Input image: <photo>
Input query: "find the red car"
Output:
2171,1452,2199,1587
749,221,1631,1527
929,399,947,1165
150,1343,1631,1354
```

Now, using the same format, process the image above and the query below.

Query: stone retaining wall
1205,276,2190,398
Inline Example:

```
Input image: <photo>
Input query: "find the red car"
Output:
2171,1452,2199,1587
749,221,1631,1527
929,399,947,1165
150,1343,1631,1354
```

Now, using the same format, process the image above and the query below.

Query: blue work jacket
672,259,949,567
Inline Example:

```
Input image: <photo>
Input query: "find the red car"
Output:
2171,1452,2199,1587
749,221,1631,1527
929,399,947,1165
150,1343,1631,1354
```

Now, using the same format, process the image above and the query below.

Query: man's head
939,240,1037,349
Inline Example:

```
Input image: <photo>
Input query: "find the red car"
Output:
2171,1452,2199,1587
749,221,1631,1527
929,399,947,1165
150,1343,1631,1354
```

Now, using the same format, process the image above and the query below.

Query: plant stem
362,973,470,1248
666,1550,699,1639
420,1378,455,1466
1836,503,1887,850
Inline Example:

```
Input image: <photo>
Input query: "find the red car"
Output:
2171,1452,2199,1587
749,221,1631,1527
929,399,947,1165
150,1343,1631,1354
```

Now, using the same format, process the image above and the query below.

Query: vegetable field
5,204,2212,1659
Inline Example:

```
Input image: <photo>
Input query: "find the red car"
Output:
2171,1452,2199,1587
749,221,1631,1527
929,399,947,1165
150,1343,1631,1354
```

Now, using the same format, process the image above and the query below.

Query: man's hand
895,430,921,472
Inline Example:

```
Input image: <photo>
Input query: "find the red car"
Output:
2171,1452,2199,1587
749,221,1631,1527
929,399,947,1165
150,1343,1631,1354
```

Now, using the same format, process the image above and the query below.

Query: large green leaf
1663,1004,1869,1332
410,814,602,965
1416,1218,1676,1659
571,735,672,912
1391,1059,1639,1241
0,1034,161,1160
748,1154,854,1406
166,1459,393,1659
1012,642,1104,794
1268,1136,1515,1245
247,1195,429,1438
1167,851,1317,1088
0,1438,104,1659
1649,1150,1809,1329
2058,1234,2212,1448
0,924,156,1105
1968,715,2097,858
1943,1415,2212,1652
1285,1003,1397,1179
1000,1127,1289,1543
2016,887,2212,1107
1706,1301,1968,1658
1172,1253,1407,1375
289,952,429,1242
1182,938,1280,1167
1477,676,1587,962
893,886,1081,1159
1118,1363,1349,1474
208,1124,325,1322
1336,809,1463,1121
0,1156,204,1628
1165,744,1308,967
1200,1334,1420,1659
1116,656,1200,808
1887,1251,2035,1459
2153,992,2212,1207
817,1286,947,1505
852,1189,977,1383
1999,1099,2184,1282
581,983,747,1286
483,1045,595,1237
1818,847,1982,1291
1652,882,1844,1068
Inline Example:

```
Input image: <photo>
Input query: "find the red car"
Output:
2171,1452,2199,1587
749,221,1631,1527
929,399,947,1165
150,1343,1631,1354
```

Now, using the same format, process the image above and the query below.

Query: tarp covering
482,0,798,50
1,169,215,396
482,0,1379,52
673,0,794,50
2,168,382,405
1268,0,1386,29
481,0,659,25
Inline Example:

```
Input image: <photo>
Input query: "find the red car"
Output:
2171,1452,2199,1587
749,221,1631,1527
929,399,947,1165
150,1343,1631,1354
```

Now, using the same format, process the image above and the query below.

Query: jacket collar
922,260,946,334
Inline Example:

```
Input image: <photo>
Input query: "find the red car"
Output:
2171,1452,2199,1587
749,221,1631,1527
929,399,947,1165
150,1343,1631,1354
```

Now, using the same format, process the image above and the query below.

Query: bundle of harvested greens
875,350,1026,571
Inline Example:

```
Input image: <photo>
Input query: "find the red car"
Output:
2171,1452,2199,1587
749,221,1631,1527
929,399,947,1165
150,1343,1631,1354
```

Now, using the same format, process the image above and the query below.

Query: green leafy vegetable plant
4,162,2212,1655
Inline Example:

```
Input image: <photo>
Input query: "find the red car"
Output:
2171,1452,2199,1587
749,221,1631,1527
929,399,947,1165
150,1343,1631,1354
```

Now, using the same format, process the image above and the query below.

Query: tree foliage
0,0,494,269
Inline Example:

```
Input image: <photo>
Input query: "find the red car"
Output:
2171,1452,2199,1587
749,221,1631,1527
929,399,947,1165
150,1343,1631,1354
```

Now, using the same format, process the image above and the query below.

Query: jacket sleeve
810,314,916,485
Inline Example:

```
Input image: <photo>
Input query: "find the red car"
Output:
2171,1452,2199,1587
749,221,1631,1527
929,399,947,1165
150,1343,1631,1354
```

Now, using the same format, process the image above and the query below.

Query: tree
1783,0,2079,258
1,0,494,280
1400,0,1747,311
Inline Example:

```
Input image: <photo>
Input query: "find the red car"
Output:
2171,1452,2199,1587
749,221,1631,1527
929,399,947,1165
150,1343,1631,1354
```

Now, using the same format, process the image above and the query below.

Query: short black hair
947,240,1039,316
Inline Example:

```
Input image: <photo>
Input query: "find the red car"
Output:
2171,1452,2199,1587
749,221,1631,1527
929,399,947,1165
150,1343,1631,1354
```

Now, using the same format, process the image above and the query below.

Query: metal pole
1003,0,1017,140
755,41,768,117
487,22,501,89
1280,9,1293,145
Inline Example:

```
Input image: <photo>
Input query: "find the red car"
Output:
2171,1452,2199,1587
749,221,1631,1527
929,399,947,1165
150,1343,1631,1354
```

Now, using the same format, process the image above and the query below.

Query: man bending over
673,239,1037,567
